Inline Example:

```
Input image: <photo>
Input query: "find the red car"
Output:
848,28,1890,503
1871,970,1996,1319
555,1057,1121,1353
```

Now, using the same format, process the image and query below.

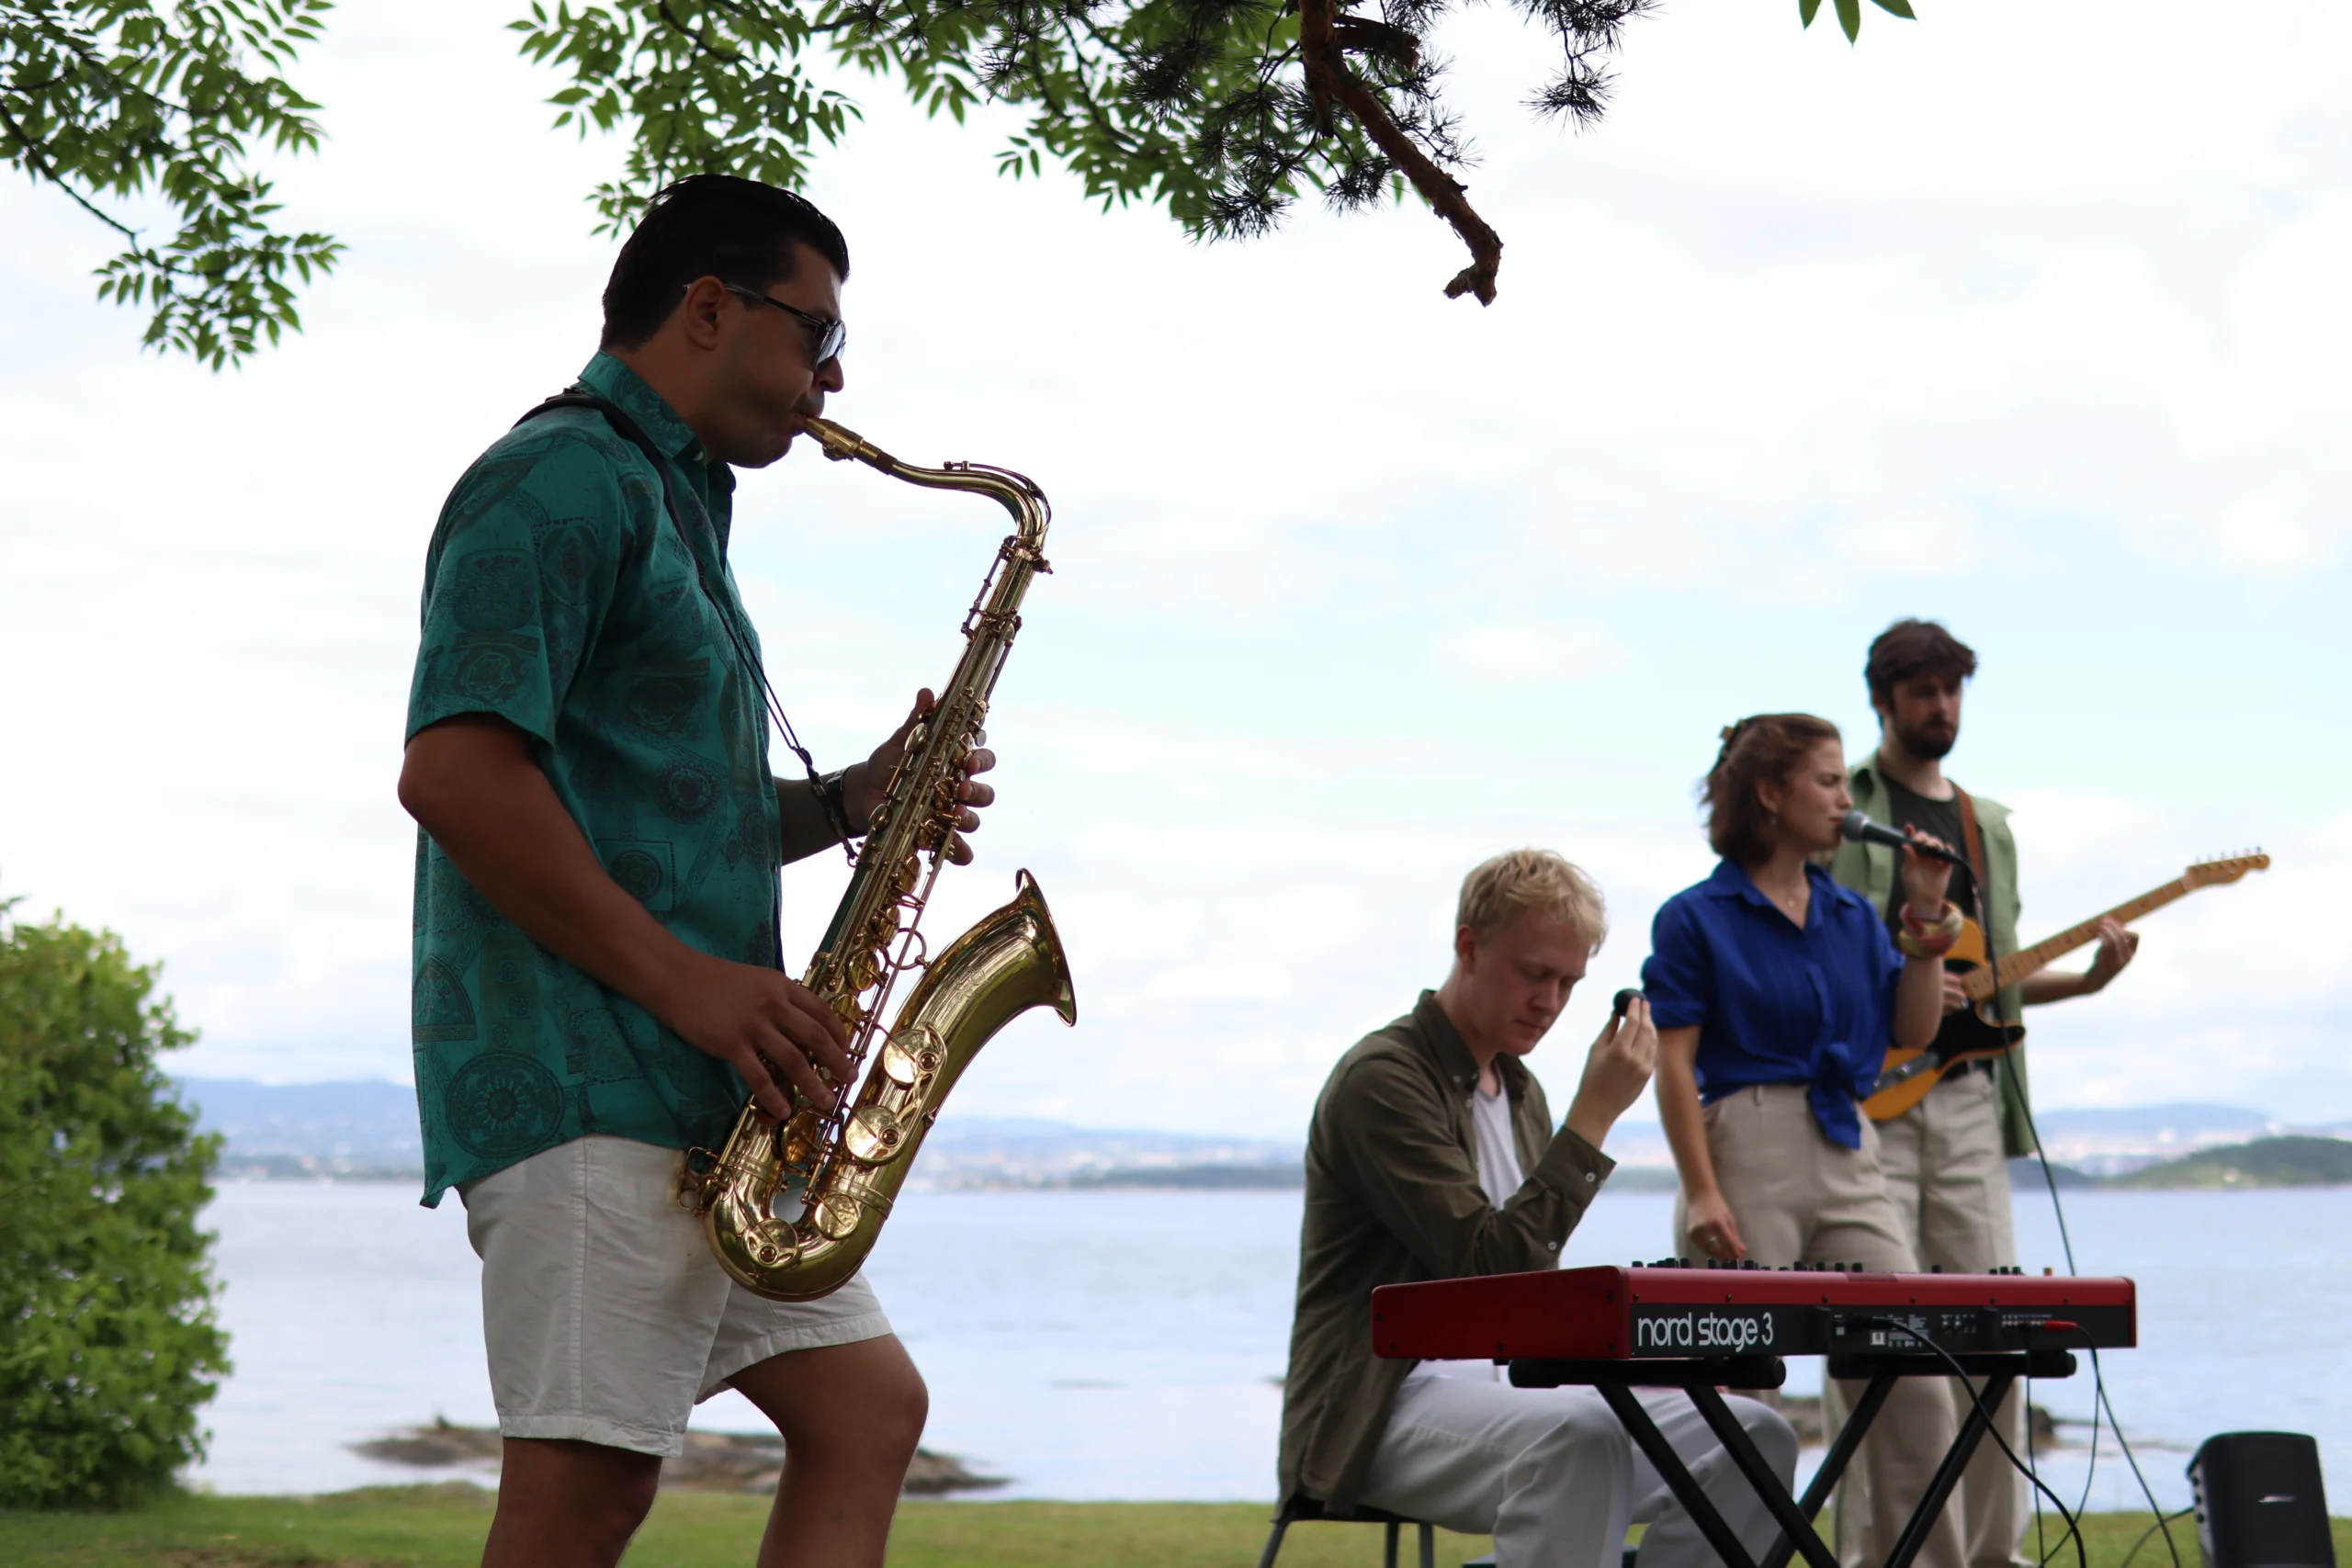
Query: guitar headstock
2185,851,2271,888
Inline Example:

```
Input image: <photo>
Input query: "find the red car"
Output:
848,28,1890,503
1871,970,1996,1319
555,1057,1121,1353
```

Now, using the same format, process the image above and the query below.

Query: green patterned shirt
406,353,779,1205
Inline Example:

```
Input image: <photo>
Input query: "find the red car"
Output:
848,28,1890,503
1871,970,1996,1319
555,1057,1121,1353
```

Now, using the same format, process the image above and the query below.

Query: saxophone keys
879,1025,944,1087
748,1231,799,1269
843,1105,908,1165
779,1110,824,1170
809,1194,864,1240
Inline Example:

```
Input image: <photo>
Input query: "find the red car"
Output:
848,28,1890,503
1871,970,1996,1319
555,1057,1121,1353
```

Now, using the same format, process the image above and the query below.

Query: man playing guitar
1826,619,2138,1568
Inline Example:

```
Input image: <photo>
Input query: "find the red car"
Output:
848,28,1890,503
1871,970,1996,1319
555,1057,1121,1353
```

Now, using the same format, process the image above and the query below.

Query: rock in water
353,1420,1006,1494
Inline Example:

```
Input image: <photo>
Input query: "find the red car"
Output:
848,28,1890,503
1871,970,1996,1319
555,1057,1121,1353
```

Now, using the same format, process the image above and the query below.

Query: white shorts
459,1134,892,1457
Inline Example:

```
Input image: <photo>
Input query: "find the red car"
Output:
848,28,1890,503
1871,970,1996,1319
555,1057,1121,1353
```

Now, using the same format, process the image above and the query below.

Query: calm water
191,1181,2352,1514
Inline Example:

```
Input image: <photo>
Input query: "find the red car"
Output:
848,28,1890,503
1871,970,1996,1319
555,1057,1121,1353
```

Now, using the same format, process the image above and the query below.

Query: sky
2,0,2346,1141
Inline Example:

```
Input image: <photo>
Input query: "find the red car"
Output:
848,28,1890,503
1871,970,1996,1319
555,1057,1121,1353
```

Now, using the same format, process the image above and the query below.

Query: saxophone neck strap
513,388,855,850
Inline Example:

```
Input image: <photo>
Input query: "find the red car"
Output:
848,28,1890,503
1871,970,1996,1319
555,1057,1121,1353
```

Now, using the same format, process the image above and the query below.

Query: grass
0,1487,1483,1568
6,1486,2346,1568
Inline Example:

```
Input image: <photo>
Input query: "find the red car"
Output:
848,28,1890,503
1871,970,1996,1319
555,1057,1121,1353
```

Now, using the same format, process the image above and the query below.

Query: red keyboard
1373,1264,2134,1362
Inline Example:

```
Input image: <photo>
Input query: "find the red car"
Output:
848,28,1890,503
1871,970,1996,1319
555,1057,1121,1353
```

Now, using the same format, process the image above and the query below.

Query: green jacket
1278,992,1614,1515
1828,751,2034,1157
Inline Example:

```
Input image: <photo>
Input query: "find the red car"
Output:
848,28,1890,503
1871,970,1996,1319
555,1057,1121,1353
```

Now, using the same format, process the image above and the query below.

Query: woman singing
1641,713,1967,1568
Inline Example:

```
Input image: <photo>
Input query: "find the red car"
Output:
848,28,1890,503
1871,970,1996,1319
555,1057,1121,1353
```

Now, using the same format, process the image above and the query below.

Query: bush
0,901,230,1508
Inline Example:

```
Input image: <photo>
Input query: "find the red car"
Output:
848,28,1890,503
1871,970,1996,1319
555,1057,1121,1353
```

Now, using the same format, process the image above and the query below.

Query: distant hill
2032,1103,2277,1137
1069,1164,1304,1190
910,1118,1299,1190
2007,1157,2099,1190
175,1077,422,1178
2028,1103,2315,1178
2103,1136,2352,1190
171,1079,1306,1189
172,1081,2352,1194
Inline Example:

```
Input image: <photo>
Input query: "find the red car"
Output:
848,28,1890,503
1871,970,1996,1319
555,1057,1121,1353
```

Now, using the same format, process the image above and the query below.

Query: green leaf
1799,0,1824,25
3,0,339,367
1835,0,1862,40
1871,0,1917,17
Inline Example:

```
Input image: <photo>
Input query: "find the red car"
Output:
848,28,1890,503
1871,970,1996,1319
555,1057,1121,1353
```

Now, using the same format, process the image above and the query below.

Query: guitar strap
1952,784,1990,922
1952,785,2015,1028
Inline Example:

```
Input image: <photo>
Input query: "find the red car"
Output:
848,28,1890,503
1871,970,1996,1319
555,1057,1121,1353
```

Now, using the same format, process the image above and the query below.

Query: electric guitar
1862,852,2270,1121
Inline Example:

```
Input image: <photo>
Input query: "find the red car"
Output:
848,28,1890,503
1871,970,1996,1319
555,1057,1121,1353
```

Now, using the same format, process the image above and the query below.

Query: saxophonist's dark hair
601,175,850,350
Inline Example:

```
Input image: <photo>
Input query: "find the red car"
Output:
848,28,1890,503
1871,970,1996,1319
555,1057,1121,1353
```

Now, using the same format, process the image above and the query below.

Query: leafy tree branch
10,0,1920,358
3,1,343,367
513,0,1916,303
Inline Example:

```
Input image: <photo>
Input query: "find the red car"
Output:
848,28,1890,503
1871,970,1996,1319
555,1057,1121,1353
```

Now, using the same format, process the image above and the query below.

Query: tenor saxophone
682,415,1077,1302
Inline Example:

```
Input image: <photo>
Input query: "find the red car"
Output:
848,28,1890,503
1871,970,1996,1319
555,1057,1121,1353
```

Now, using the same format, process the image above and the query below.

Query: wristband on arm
817,769,857,843
1895,899,1962,958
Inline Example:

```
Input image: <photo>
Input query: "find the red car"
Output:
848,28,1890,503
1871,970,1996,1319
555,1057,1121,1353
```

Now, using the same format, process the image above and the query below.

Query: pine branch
1300,0,1498,300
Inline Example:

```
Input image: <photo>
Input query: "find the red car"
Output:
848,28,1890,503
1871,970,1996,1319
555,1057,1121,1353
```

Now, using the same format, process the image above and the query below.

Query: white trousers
1362,1376,1800,1568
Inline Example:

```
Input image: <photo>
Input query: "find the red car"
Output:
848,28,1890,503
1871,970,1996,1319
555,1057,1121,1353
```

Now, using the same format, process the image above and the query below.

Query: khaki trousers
1673,1085,1964,1568
1825,1070,2028,1568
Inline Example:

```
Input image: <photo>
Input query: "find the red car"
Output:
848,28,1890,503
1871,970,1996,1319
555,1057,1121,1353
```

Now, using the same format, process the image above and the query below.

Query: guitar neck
1962,878,2190,1000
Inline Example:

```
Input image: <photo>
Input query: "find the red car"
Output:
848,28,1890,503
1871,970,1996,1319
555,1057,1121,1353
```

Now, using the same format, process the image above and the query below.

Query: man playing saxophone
398,175,990,1568
1278,852,1798,1568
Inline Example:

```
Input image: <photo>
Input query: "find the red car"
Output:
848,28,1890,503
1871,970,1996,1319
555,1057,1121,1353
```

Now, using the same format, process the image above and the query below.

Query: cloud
1,0,2346,1136
1434,622,1632,684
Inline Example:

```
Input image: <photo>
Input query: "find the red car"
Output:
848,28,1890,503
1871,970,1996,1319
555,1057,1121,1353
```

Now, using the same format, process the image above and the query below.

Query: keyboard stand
1505,1348,2078,1568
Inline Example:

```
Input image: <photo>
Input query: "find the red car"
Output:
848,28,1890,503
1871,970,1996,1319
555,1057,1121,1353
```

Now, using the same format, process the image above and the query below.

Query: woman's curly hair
1703,714,1841,863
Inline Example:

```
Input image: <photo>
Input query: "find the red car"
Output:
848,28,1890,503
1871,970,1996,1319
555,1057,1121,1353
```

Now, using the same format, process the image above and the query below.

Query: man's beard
1895,719,1957,761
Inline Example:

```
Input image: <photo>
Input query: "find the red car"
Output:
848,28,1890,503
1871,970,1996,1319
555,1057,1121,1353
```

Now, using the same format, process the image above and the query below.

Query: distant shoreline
178,1080,2352,1193
214,1136,2352,1193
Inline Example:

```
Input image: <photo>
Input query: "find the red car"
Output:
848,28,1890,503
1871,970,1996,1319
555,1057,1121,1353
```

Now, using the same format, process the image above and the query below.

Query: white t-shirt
1469,1077,1523,1209
1407,1077,1527,1386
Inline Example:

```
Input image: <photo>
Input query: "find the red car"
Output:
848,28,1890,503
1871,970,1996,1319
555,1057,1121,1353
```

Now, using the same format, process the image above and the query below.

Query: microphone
1839,809,1966,864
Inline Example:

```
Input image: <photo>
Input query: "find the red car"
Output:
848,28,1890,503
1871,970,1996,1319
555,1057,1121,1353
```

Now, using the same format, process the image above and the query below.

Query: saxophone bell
688,417,1073,1302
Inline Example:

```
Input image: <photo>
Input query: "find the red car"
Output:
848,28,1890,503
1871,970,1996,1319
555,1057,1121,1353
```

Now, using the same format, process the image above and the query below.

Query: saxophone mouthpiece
801,414,890,468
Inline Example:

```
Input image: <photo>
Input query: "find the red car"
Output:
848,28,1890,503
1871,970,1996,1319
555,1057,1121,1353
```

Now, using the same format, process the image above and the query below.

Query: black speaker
2188,1432,2335,1568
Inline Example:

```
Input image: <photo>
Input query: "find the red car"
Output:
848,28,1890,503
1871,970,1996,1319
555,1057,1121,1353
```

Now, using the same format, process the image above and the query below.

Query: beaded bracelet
1895,899,1962,959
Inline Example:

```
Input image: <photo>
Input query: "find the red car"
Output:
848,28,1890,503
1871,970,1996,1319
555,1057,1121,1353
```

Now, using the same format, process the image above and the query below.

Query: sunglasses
722,283,847,368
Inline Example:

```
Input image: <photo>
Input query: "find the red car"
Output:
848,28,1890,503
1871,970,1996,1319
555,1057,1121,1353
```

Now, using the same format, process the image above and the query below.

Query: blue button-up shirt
1640,860,1903,1149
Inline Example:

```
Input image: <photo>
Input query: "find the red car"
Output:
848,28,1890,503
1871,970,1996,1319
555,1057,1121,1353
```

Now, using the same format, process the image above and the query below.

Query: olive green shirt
1828,750,2034,1156
405,353,843,1206
1278,992,1615,1515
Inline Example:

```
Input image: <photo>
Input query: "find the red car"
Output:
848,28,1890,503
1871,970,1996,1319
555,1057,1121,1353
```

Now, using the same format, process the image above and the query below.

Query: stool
1256,1492,1640,1568
1257,1494,1435,1568
1453,1546,1638,1568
